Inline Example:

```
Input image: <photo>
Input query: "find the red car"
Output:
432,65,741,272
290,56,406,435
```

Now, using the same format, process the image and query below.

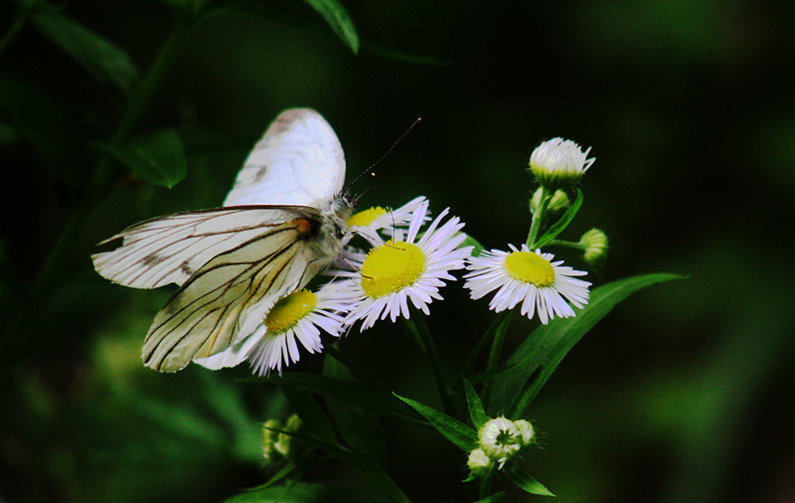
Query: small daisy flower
529,137,595,189
347,196,428,246
195,284,356,375
329,199,472,330
245,285,356,375
464,244,590,324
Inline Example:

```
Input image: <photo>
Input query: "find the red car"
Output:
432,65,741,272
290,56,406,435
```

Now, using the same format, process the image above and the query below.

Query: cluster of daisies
199,137,599,376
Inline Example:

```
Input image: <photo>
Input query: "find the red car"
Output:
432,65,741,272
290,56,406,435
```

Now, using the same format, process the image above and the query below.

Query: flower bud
513,419,536,447
478,417,522,468
580,228,608,266
529,138,595,190
530,188,570,214
261,419,282,461
467,448,494,477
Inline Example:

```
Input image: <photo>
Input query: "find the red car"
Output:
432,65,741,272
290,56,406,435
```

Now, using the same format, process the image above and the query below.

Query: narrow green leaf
534,188,583,249
96,129,187,188
489,273,686,416
0,78,92,189
473,493,508,503
225,482,395,503
461,310,513,378
281,386,338,445
253,373,425,426
29,2,140,96
394,393,477,452
323,356,387,466
301,0,359,53
266,429,410,503
462,379,487,430
504,464,555,496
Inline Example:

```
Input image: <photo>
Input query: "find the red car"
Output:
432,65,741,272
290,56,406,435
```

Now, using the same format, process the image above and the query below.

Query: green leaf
96,129,187,188
263,430,410,503
0,78,93,190
463,378,487,430
225,482,395,503
534,188,583,248
323,356,387,466
463,233,485,257
281,386,338,445
393,392,477,452
253,373,424,426
473,493,508,503
29,1,140,96
489,273,686,417
301,0,359,53
504,464,555,496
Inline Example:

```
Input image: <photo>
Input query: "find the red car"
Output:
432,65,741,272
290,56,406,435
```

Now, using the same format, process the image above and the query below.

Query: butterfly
93,108,353,372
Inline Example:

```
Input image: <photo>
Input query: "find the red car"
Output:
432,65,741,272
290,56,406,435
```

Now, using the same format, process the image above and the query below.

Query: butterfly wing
224,108,346,208
132,207,340,372
91,208,308,289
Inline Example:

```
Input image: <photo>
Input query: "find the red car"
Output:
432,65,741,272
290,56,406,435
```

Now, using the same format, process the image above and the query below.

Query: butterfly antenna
349,117,422,188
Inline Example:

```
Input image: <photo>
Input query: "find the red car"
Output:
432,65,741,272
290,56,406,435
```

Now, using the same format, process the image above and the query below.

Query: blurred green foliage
1,0,794,502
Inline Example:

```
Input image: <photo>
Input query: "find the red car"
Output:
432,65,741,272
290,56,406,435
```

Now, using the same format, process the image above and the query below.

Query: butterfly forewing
94,108,351,373
223,108,346,208
92,208,315,289
141,208,338,372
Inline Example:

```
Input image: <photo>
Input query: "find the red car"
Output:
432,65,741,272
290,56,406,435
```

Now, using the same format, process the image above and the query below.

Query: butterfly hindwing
139,207,339,372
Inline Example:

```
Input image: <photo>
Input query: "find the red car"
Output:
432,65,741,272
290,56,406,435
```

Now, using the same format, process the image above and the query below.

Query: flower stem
403,312,455,416
526,186,549,248
479,310,512,409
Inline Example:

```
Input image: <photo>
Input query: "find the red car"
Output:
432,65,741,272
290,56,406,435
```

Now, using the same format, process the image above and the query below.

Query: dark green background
2,1,794,502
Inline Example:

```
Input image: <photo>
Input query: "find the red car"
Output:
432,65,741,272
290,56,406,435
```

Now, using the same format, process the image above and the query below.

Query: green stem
403,312,455,416
0,7,29,56
545,238,586,250
479,310,511,409
526,186,549,248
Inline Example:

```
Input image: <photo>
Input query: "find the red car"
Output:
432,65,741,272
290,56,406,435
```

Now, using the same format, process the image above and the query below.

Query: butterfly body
93,109,352,372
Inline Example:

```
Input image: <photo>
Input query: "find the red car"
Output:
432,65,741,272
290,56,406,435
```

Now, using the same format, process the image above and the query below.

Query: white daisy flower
195,283,356,376
329,199,472,330
346,196,428,246
464,244,590,324
529,137,595,189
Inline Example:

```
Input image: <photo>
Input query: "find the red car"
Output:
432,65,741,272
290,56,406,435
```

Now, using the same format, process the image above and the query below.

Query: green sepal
462,378,487,430
300,0,359,53
489,273,686,417
95,129,187,188
393,392,477,452
504,464,555,496
533,188,583,249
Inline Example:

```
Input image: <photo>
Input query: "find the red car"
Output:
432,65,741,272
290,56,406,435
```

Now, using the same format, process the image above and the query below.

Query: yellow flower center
263,289,317,335
361,240,425,298
347,207,387,228
504,251,555,287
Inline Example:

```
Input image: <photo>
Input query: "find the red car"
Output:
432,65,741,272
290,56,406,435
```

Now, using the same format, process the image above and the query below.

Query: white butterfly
93,108,353,372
